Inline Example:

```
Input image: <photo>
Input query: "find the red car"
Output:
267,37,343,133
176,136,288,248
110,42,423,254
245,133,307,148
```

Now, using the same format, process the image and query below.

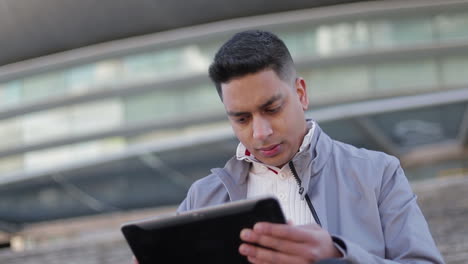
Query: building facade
0,1,467,260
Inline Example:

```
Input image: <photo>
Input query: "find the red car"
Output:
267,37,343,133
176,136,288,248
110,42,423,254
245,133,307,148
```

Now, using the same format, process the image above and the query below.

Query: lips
258,143,281,157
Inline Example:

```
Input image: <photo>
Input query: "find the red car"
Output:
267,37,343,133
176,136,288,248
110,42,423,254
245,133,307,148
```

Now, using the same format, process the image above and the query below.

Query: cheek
232,125,252,145
279,107,305,135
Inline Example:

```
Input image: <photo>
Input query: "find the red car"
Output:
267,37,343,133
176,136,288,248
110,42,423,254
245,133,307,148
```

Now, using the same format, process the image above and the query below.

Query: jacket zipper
288,161,322,227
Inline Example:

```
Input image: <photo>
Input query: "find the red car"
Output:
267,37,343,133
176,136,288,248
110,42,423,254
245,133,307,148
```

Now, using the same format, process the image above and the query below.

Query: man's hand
239,222,342,264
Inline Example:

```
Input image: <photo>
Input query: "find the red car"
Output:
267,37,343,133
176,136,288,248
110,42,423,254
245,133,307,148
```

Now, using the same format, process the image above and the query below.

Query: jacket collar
292,121,333,196
212,120,333,201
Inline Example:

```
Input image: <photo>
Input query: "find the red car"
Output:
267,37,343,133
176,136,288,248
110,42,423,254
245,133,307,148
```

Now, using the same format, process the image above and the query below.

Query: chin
263,158,288,168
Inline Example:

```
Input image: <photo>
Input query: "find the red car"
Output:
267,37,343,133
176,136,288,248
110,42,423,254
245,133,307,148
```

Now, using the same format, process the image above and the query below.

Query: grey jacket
178,124,445,264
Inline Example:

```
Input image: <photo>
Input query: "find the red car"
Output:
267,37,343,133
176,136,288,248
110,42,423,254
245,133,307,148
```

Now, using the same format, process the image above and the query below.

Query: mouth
257,143,281,157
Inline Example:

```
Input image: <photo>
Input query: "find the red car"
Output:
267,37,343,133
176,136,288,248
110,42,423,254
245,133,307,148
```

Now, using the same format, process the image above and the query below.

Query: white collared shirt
236,122,316,225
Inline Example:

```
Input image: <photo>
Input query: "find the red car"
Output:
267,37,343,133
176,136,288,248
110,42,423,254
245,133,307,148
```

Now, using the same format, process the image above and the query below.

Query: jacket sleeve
333,158,445,264
176,184,194,213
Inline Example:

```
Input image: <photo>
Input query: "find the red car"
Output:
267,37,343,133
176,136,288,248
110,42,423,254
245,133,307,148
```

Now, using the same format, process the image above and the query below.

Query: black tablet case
121,196,285,264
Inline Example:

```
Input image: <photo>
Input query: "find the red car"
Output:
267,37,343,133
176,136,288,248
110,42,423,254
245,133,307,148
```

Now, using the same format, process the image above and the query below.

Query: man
177,30,445,263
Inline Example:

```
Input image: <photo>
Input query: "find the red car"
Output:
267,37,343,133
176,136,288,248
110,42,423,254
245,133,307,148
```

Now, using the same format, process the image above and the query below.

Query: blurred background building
0,0,467,263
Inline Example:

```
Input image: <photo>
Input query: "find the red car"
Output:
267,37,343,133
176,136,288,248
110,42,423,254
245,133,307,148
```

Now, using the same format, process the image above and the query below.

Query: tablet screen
121,196,285,264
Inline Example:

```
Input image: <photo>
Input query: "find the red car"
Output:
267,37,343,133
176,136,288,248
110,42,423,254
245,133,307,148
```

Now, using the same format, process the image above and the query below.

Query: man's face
221,69,309,168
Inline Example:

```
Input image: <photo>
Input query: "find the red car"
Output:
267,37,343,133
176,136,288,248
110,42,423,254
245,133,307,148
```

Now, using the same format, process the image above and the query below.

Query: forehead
221,70,290,110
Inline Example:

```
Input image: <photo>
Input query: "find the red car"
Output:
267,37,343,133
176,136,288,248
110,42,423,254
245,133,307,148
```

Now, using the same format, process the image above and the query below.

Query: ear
295,77,309,111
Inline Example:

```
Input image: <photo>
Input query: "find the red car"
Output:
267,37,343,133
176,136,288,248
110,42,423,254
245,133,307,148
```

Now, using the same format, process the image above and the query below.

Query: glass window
276,30,301,58
181,45,211,74
0,156,23,175
373,59,438,92
370,103,466,149
298,27,318,58
197,40,224,63
0,119,22,149
435,11,468,41
153,47,189,79
316,21,370,56
70,99,123,135
370,16,434,48
304,65,370,102
181,84,223,114
21,108,71,144
22,72,67,102
93,60,123,86
0,81,22,108
124,82,222,124
441,55,468,86
23,137,126,171
126,128,181,146
65,64,97,94
124,88,180,124
275,26,318,58
24,145,72,171
12,100,123,148
71,137,126,160
318,119,381,151
122,53,158,82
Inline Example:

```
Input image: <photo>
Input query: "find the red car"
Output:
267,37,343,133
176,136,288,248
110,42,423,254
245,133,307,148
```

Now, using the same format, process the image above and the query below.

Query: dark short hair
208,30,296,100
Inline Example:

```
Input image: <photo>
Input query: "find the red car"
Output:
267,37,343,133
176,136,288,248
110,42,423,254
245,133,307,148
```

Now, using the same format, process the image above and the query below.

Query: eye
236,116,249,124
265,106,281,113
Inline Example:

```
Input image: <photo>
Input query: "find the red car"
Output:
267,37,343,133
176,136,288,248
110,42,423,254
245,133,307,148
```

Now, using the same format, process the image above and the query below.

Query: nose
252,116,273,141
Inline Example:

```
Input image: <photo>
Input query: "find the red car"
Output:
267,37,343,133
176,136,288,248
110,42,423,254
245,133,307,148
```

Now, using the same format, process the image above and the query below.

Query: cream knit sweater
236,122,316,225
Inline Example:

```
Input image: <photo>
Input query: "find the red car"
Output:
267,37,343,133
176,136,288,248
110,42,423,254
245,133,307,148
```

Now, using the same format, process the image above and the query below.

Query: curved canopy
0,0,369,67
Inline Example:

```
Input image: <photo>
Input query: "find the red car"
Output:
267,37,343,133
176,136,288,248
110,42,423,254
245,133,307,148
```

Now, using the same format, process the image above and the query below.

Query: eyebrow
226,94,283,117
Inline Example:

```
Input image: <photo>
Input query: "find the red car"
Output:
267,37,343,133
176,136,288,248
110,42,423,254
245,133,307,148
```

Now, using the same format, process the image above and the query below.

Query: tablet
121,196,286,264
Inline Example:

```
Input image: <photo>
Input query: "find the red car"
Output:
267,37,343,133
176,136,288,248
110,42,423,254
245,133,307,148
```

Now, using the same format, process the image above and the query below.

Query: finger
241,229,311,256
247,256,262,264
239,243,305,264
248,256,276,264
247,256,273,264
253,222,320,242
